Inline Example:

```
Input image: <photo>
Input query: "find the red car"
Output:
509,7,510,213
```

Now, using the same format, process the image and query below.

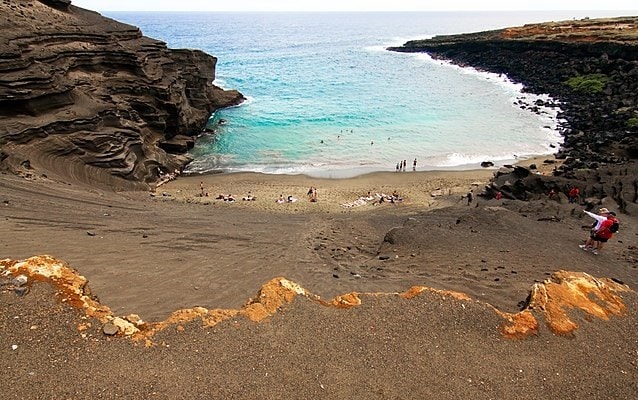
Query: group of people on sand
395,159,418,172
307,187,318,202
216,193,236,202
341,190,403,209
212,190,256,202
378,190,403,204
276,194,298,204
547,184,582,204
198,179,257,203
580,207,620,255
205,186,320,205
273,188,318,204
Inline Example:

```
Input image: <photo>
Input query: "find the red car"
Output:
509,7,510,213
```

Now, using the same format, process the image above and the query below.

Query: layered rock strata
0,0,244,189
389,17,638,211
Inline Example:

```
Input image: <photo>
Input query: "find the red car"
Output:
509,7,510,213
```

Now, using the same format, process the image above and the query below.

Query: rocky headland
0,0,244,190
389,16,638,214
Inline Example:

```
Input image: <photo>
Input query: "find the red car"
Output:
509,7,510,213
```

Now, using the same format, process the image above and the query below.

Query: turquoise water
107,11,630,177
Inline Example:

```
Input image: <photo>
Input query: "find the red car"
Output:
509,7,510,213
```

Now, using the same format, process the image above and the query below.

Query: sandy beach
2,158,638,398
2,166,499,320
160,168,496,212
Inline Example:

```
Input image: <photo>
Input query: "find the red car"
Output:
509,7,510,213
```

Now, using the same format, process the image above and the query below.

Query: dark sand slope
2,256,637,399
2,167,638,399
1,2,638,399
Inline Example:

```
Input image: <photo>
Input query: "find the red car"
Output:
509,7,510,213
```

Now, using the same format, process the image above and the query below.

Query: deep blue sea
107,10,632,177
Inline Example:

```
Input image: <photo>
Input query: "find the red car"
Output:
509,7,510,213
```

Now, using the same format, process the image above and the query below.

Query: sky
71,0,638,12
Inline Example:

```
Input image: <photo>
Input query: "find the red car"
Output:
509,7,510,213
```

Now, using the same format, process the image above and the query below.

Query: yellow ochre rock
1,257,632,342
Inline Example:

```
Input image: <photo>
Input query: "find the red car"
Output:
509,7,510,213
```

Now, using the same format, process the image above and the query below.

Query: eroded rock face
0,0,244,189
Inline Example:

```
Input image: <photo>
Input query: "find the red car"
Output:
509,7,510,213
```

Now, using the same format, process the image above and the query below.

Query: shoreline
159,168,496,214
2,6,637,398
183,149,560,181
157,155,558,214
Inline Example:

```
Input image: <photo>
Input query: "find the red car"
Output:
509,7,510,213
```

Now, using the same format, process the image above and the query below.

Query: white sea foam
144,11,583,178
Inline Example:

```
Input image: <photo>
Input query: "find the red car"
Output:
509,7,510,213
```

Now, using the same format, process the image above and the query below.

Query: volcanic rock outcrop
0,0,244,189
1,255,632,342
389,17,638,212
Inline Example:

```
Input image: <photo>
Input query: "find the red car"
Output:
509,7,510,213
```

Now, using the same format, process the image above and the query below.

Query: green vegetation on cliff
565,74,608,94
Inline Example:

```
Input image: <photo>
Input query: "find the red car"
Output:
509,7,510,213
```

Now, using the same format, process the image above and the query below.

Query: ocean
107,10,631,178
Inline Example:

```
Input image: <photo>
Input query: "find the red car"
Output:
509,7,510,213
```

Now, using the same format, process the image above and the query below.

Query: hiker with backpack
580,207,620,255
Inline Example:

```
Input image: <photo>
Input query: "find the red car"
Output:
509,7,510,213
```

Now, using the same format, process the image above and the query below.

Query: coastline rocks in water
0,1,244,189
389,17,638,210
480,161,494,168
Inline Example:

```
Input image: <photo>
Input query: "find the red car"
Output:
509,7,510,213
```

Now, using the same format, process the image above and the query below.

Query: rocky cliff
0,0,244,189
390,17,638,213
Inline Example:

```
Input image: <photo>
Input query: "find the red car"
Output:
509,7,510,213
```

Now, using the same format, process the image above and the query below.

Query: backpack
609,220,620,233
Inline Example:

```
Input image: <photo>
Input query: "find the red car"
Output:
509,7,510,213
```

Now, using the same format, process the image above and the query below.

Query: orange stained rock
1,255,113,321
138,277,308,341
499,18,638,43
1,257,633,342
497,310,539,340
526,270,630,336
400,286,472,301
241,277,311,321
330,293,362,308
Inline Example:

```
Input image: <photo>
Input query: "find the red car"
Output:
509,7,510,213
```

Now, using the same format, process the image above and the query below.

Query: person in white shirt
579,207,610,252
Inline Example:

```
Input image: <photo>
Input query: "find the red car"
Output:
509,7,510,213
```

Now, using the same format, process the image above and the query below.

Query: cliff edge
389,17,638,166
390,16,638,213
0,0,244,190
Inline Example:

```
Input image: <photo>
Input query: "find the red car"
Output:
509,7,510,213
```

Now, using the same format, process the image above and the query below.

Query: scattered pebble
102,323,119,336
12,275,28,286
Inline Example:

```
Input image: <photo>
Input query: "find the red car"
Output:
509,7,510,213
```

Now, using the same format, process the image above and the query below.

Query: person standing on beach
413,158,417,171
466,190,473,205
307,187,317,202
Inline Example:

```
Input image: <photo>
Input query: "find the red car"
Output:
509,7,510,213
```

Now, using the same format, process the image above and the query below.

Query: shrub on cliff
628,117,638,129
565,74,608,94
